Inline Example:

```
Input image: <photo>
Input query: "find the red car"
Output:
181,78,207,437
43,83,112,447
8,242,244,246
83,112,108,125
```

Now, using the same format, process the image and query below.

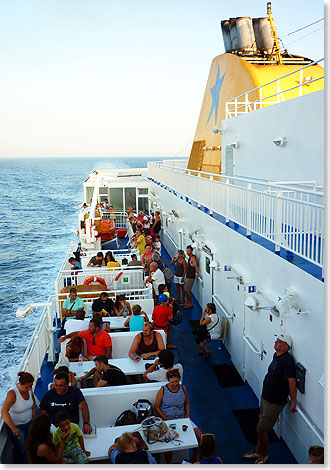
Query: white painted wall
151,182,324,463
221,91,324,188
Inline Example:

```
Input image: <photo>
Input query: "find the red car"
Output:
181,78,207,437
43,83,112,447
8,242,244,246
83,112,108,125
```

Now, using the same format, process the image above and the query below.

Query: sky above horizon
0,0,325,158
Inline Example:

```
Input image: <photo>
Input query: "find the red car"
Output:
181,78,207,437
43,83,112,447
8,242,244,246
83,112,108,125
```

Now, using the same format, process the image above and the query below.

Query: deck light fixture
209,260,220,270
273,136,287,147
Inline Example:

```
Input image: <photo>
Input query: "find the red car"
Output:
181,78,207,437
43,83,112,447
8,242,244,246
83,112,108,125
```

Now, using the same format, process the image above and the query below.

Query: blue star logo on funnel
207,64,226,125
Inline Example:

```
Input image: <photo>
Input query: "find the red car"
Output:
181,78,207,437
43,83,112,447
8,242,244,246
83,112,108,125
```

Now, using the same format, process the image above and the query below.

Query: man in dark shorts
77,355,127,387
183,245,200,308
39,371,92,434
242,334,297,464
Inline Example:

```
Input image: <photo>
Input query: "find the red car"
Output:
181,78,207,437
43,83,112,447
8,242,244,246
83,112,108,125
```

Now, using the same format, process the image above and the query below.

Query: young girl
142,244,153,273
124,304,149,331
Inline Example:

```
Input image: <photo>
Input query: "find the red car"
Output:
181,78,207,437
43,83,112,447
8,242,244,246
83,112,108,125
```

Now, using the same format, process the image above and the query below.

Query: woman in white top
1,371,36,463
196,303,221,358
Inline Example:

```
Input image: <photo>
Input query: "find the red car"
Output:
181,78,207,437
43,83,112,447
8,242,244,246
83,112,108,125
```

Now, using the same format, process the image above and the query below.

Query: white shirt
147,363,183,382
206,313,221,339
151,269,165,295
154,241,161,255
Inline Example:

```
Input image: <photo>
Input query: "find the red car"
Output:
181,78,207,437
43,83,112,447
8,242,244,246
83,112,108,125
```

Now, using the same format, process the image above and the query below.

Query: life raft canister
84,276,107,288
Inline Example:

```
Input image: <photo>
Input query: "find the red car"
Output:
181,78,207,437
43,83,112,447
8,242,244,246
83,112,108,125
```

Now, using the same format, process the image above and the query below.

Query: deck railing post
247,183,252,237
275,189,283,252
225,178,230,223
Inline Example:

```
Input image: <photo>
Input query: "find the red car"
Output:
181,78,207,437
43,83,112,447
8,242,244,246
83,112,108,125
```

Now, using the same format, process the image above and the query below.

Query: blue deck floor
35,235,297,464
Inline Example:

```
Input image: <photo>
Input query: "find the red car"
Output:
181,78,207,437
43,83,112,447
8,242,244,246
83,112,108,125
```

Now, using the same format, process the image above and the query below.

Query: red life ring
84,276,107,288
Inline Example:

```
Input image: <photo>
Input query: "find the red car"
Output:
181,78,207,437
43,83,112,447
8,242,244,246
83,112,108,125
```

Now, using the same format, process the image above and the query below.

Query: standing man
242,334,297,464
183,245,200,309
39,371,92,434
59,318,112,359
61,288,85,319
145,262,165,298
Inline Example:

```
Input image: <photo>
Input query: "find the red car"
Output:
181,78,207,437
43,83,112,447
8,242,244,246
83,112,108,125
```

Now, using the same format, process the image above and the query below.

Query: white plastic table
85,418,198,462
70,357,148,377
101,316,129,330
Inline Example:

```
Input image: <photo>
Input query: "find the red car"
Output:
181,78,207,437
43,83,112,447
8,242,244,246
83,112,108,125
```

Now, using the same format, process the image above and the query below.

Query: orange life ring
84,276,107,288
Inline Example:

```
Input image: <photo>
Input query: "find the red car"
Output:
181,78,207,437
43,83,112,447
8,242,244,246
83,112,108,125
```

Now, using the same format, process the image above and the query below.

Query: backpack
171,305,182,325
163,265,173,284
115,410,137,426
133,399,154,423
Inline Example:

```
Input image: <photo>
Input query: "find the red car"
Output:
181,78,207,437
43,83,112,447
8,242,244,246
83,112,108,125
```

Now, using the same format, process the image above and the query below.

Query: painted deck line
149,177,323,282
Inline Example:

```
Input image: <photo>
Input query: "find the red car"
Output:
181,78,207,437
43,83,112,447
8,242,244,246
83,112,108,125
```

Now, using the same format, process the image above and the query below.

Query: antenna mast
267,2,282,64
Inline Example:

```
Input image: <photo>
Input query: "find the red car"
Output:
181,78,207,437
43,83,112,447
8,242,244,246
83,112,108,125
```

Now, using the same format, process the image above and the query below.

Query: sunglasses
92,337,96,345
167,371,180,378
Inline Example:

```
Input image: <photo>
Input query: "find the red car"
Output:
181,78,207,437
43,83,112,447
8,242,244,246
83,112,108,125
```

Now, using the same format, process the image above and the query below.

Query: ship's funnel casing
221,20,232,53
236,17,257,53
229,18,239,50
226,17,256,54
187,53,324,175
253,18,273,53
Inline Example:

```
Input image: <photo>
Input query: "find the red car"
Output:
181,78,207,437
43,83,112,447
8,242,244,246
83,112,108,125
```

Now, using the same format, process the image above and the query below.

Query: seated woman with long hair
113,294,132,317
66,336,88,362
25,414,68,464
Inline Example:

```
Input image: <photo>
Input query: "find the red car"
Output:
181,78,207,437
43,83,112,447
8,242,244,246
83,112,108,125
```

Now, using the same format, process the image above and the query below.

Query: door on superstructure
200,248,213,308
215,269,245,378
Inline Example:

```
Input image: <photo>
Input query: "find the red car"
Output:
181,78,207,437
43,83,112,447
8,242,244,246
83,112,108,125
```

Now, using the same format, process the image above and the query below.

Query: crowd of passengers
2,206,323,464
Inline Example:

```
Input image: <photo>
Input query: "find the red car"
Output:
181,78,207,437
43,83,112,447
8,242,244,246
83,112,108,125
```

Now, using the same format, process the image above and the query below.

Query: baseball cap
275,334,292,348
158,294,168,303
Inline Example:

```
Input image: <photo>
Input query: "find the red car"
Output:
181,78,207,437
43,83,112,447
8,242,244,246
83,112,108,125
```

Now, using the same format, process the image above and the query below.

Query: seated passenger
194,303,221,358
61,288,85,319
68,257,82,271
59,318,112,360
129,322,165,361
124,304,148,331
143,349,183,383
105,250,121,269
53,410,90,463
92,292,114,317
48,365,77,390
39,372,92,434
154,369,202,463
25,414,66,464
77,355,127,387
65,337,88,362
194,433,223,464
113,294,132,317
108,432,157,464
87,251,105,267
127,254,142,267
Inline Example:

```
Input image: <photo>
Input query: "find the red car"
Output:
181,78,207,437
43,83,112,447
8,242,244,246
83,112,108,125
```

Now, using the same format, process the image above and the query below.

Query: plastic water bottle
78,353,83,367
88,306,92,317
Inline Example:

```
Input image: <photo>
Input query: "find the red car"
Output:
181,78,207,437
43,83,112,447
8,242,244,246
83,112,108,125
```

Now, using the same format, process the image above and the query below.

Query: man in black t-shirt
242,334,297,464
92,292,114,316
77,355,127,387
39,371,92,434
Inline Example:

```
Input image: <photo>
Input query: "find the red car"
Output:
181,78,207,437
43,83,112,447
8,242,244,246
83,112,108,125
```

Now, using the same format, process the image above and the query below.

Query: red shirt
80,329,112,356
152,305,172,331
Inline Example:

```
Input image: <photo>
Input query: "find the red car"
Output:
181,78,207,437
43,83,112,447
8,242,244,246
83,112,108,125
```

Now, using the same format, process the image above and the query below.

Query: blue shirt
129,315,144,331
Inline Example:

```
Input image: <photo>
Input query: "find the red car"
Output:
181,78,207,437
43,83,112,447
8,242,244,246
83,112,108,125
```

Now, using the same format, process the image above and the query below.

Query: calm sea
0,156,163,402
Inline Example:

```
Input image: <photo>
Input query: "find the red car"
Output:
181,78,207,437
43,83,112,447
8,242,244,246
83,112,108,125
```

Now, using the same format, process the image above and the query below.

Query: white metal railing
213,295,234,321
62,248,139,270
225,58,324,119
148,163,324,268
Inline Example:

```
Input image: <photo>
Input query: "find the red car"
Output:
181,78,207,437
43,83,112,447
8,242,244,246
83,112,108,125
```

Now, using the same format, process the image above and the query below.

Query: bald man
145,262,165,297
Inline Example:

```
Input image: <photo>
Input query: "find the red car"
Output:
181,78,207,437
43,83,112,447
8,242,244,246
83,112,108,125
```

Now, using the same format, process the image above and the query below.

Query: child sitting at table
124,304,149,331
108,432,156,464
53,411,90,464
